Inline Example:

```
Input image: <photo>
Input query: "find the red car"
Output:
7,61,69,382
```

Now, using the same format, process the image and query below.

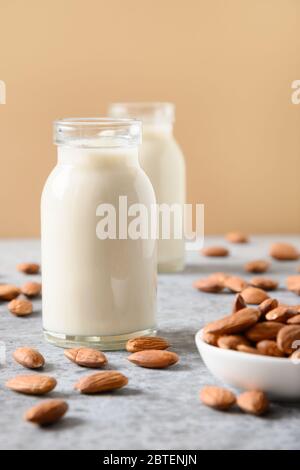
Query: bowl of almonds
195,301,300,401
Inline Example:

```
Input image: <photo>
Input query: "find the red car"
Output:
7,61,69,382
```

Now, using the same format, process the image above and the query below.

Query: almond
202,331,219,346
204,308,259,336
224,276,248,293
258,298,278,316
241,287,269,305
256,340,285,357
245,321,283,342
64,348,107,368
21,282,41,297
201,246,229,257
237,390,269,415
270,243,299,261
13,347,45,369
200,386,236,410
6,375,56,395
244,260,270,274
250,277,278,291
265,306,291,323
24,399,68,425
277,325,300,354
287,314,300,325
290,349,300,361
208,272,229,284
232,294,247,313
193,278,224,293
8,298,33,316
0,284,21,301
127,350,179,369
236,344,260,355
17,263,40,274
286,275,300,295
217,335,250,350
74,371,128,394
225,231,248,244
126,336,170,353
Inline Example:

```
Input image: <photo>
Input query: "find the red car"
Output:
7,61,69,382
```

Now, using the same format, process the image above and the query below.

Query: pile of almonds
5,336,178,426
197,239,300,417
202,296,300,359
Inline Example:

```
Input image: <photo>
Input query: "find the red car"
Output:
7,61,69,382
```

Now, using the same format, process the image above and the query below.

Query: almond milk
41,118,157,349
109,103,186,272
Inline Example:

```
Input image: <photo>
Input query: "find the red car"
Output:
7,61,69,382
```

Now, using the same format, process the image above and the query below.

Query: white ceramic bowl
195,329,300,401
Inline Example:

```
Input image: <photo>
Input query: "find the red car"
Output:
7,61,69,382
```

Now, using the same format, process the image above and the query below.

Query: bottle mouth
54,117,142,148
108,102,175,125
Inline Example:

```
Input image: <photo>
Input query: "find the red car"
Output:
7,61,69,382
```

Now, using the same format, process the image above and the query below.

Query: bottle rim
54,117,142,148
108,102,175,124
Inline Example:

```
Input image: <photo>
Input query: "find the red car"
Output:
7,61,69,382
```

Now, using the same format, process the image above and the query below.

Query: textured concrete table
0,236,300,450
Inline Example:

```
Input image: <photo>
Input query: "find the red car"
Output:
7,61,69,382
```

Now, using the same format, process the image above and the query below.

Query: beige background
0,0,299,236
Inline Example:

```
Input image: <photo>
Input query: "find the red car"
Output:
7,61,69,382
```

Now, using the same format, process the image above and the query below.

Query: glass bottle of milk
108,103,186,273
41,118,157,349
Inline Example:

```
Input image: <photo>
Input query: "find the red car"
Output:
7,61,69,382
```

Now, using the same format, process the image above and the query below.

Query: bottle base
158,259,185,273
43,327,157,351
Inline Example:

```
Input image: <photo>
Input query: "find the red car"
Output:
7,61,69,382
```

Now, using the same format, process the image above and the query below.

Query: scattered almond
258,298,278,316
224,276,248,293
250,277,278,291
286,275,300,295
24,399,68,425
225,231,248,244
8,298,33,316
245,321,283,342
237,390,269,415
193,278,224,293
270,243,299,261
244,260,270,274
0,284,21,301
202,246,229,257
21,282,41,297
208,272,229,284
13,347,45,369
64,348,107,368
217,335,250,350
126,336,170,353
241,287,269,305
17,263,40,274
74,371,128,394
277,325,300,354
204,308,259,336
6,375,56,395
127,350,179,369
236,344,261,355
256,340,284,357
232,294,247,313
200,386,236,410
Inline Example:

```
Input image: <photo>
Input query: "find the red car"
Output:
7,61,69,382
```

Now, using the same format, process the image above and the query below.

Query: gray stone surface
0,236,300,450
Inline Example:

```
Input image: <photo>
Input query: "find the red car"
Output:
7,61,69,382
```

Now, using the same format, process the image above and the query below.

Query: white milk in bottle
41,118,157,349
109,103,186,272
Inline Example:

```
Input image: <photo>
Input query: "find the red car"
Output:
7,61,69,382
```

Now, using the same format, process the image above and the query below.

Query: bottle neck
142,122,173,137
57,145,140,168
